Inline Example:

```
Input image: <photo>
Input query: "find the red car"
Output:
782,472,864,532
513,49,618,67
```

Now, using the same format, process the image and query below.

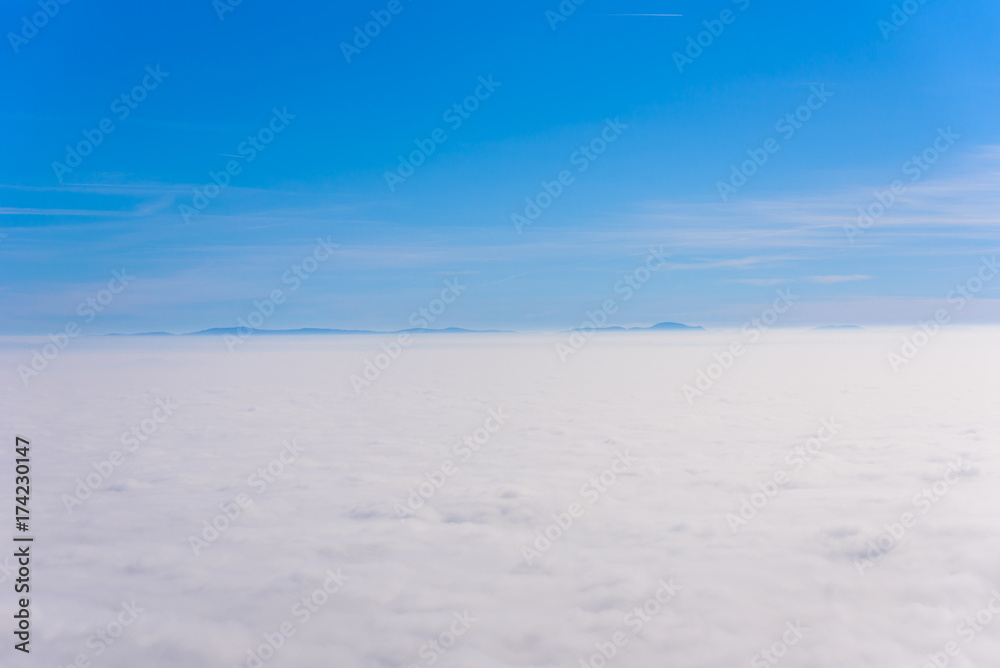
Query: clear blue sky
2,0,999,333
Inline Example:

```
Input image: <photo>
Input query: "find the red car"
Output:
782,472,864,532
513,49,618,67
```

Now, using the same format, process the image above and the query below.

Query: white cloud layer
1,330,998,667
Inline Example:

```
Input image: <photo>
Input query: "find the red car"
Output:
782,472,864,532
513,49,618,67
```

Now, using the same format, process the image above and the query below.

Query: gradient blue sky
2,0,999,333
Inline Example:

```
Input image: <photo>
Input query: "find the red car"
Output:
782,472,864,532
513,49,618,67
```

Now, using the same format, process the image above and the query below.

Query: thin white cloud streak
631,146,1000,249
726,278,789,286
809,275,872,284
0,207,134,217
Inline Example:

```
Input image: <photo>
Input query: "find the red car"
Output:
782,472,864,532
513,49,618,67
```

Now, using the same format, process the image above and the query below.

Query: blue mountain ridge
103,322,704,336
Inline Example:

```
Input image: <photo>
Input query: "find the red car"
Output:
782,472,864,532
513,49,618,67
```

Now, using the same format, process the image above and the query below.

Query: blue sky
2,0,999,333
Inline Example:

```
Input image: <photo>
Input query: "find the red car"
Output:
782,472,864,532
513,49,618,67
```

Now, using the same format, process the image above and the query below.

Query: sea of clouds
1,328,998,668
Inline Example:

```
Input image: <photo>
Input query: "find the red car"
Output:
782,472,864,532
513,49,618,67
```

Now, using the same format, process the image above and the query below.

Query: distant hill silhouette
576,321,705,332
105,323,706,336
105,327,513,336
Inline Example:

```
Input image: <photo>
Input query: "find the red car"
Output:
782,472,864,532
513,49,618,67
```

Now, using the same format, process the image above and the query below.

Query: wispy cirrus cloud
725,278,790,286
808,275,872,283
